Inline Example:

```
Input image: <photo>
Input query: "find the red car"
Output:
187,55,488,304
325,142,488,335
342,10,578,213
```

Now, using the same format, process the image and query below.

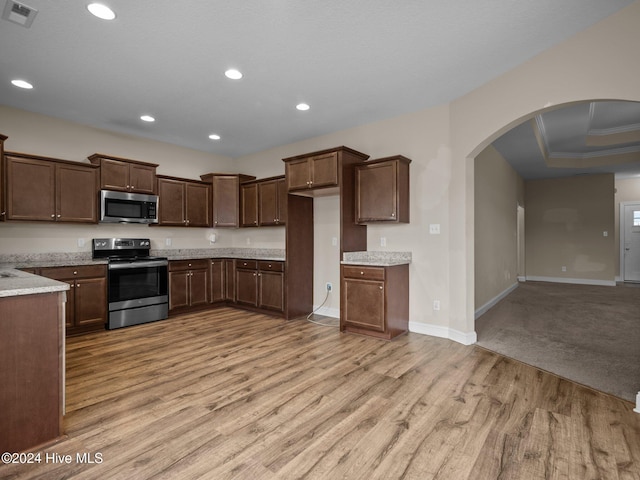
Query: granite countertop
156,248,286,262
0,269,69,298
0,252,107,270
341,251,412,266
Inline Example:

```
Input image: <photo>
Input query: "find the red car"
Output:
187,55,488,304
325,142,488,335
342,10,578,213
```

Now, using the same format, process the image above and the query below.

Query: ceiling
0,0,635,158
493,100,640,180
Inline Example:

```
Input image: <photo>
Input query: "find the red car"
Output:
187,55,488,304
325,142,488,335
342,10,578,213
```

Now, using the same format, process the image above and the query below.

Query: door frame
619,201,640,282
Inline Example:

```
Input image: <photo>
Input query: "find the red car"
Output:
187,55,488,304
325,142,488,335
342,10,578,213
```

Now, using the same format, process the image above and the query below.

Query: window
634,210,640,227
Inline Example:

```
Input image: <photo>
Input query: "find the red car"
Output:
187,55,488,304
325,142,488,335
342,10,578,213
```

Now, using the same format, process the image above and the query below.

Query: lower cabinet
209,259,225,303
340,264,409,340
39,264,107,336
169,259,209,311
235,259,284,313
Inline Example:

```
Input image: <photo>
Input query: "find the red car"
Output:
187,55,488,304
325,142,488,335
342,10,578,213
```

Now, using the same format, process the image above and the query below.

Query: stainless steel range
92,238,168,329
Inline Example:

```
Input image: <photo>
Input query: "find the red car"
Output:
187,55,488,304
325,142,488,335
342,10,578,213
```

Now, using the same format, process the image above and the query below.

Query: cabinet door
189,268,209,306
285,158,311,191
158,178,185,225
0,136,6,221
213,176,240,227
56,163,98,223
309,152,338,188
74,276,107,327
241,183,258,227
342,278,386,332
276,177,287,225
64,281,75,329
259,270,284,311
224,259,236,302
129,164,156,194
99,159,130,191
185,182,211,227
356,162,397,222
258,180,278,226
169,271,190,310
210,260,225,303
236,268,258,306
6,156,56,221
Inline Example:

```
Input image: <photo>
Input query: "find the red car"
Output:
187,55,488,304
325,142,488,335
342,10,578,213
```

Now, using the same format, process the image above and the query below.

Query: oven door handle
109,260,168,270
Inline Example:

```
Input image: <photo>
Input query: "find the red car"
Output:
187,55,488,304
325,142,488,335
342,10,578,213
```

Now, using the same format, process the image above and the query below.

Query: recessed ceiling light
224,69,243,80
87,3,116,20
11,79,33,89
296,103,310,111
209,134,221,140
140,115,155,122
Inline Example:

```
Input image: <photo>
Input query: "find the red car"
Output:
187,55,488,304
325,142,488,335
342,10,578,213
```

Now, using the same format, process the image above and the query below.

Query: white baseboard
409,321,477,346
517,276,526,282
635,392,640,414
312,306,340,318
526,276,616,287
474,282,519,320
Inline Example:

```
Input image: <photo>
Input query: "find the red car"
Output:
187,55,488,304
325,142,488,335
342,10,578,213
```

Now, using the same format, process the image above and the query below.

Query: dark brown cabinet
200,173,256,227
284,150,340,192
0,134,6,221
5,152,98,223
235,260,284,312
240,183,259,227
209,259,225,303
258,176,287,226
89,154,158,194
157,176,211,227
356,156,411,224
39,264,107,335
169,259,209,311
224,259,236,302
340,264,409,340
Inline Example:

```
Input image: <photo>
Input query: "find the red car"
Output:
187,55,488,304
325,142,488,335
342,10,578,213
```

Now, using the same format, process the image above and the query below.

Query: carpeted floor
475,281,640,402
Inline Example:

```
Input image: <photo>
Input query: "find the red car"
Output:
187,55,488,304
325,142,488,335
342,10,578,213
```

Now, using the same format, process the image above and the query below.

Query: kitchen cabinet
0,134,6,221
5,152,98,223
88,154,158,194
169,259,209,311
0,291,65,452
157,175,211,227
39,264,107,336
284,150,339,193
209,259,225,303
240,182,259,227
241,176,287,227
200,173,256,227
258,176,287,226
356,156,411,224
235,259,284,312
224,259,236,302
340,263,409,340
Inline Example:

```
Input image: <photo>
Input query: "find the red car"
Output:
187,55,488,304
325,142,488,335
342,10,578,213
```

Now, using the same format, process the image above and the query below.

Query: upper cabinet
240,182,258,227
88,154,158,194
258,176,287,226
5,152,98,223
200,173,256,228
284,150,339,193
355,156,411,224
157,175,211,227
0,134,6,221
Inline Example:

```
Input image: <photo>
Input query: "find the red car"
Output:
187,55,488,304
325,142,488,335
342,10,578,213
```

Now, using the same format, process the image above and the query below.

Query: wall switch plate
603,231,608,237
332,237,338,247
429,224,440,235
165,238,172,247
380,237,387,247
77,238,85,248
562,266,567,272
433,300,440,311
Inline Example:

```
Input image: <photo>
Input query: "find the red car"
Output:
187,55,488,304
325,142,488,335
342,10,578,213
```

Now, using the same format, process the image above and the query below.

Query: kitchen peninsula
0,269,68,453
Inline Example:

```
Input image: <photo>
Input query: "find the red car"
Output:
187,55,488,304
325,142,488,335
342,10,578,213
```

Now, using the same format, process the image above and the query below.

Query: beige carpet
475,281,640,402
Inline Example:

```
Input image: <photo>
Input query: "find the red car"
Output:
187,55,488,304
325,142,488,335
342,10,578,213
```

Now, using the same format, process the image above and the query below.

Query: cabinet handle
214,221,218,225
77,283,81,288
379,286,383,290
253,273,257,277
188,263,192,267
360,271,364,275
391,213,395,217
126,185,130,189
57,214,61,218
131,185,135,189
73,271,78,275
51,214,55,218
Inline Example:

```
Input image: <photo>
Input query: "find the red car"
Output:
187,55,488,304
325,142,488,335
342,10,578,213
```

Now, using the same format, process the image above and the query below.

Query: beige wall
524,174,615,283
1,1,639,342
474,145,522,308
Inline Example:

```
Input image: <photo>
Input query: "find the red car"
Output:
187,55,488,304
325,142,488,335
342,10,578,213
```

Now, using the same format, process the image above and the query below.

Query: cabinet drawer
40,264,106,280
169,259,210,271
342,265,385,281
237,259,258,270
258,261,284,272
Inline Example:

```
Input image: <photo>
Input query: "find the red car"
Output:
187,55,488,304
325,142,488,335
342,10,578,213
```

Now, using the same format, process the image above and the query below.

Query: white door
623,203,640,282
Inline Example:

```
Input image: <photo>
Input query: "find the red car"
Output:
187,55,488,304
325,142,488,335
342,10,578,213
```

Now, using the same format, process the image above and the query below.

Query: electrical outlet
433,300,440,311
380,237,387,247
165,238,172,247
562,266,567,272
326,282,332,292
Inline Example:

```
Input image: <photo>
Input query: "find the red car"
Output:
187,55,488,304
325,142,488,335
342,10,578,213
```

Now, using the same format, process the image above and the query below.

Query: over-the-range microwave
100,190,159,224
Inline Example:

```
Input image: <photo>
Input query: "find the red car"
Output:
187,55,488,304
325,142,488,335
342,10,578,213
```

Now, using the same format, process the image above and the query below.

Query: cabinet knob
73,271,78,275
126,185,130,189
360,271,364,275
253,273,257,277
51,214,55,218
188,263,192,267
214,221,218,225
57,214,61,218
379,286,383,290
391,213,395,217
131,185,135,189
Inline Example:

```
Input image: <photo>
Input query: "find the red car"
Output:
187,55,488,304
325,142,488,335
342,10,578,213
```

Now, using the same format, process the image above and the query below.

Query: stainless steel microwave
100,190,159,224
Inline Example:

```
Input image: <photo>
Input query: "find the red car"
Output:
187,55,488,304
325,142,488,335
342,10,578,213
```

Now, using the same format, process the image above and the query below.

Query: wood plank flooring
2,307,639,479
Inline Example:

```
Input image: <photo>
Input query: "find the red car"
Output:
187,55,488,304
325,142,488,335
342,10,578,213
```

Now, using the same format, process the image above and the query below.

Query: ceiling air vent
2,0,38,28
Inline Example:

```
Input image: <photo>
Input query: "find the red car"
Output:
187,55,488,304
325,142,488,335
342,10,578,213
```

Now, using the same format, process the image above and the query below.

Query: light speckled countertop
156,248,285,261
0,269,69,298
341,251,412,266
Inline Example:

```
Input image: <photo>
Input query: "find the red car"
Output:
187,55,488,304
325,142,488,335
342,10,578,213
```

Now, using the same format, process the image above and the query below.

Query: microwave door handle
109,260,168,270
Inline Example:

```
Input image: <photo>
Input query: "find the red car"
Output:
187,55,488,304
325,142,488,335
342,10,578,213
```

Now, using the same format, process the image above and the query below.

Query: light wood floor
3,308,640,479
